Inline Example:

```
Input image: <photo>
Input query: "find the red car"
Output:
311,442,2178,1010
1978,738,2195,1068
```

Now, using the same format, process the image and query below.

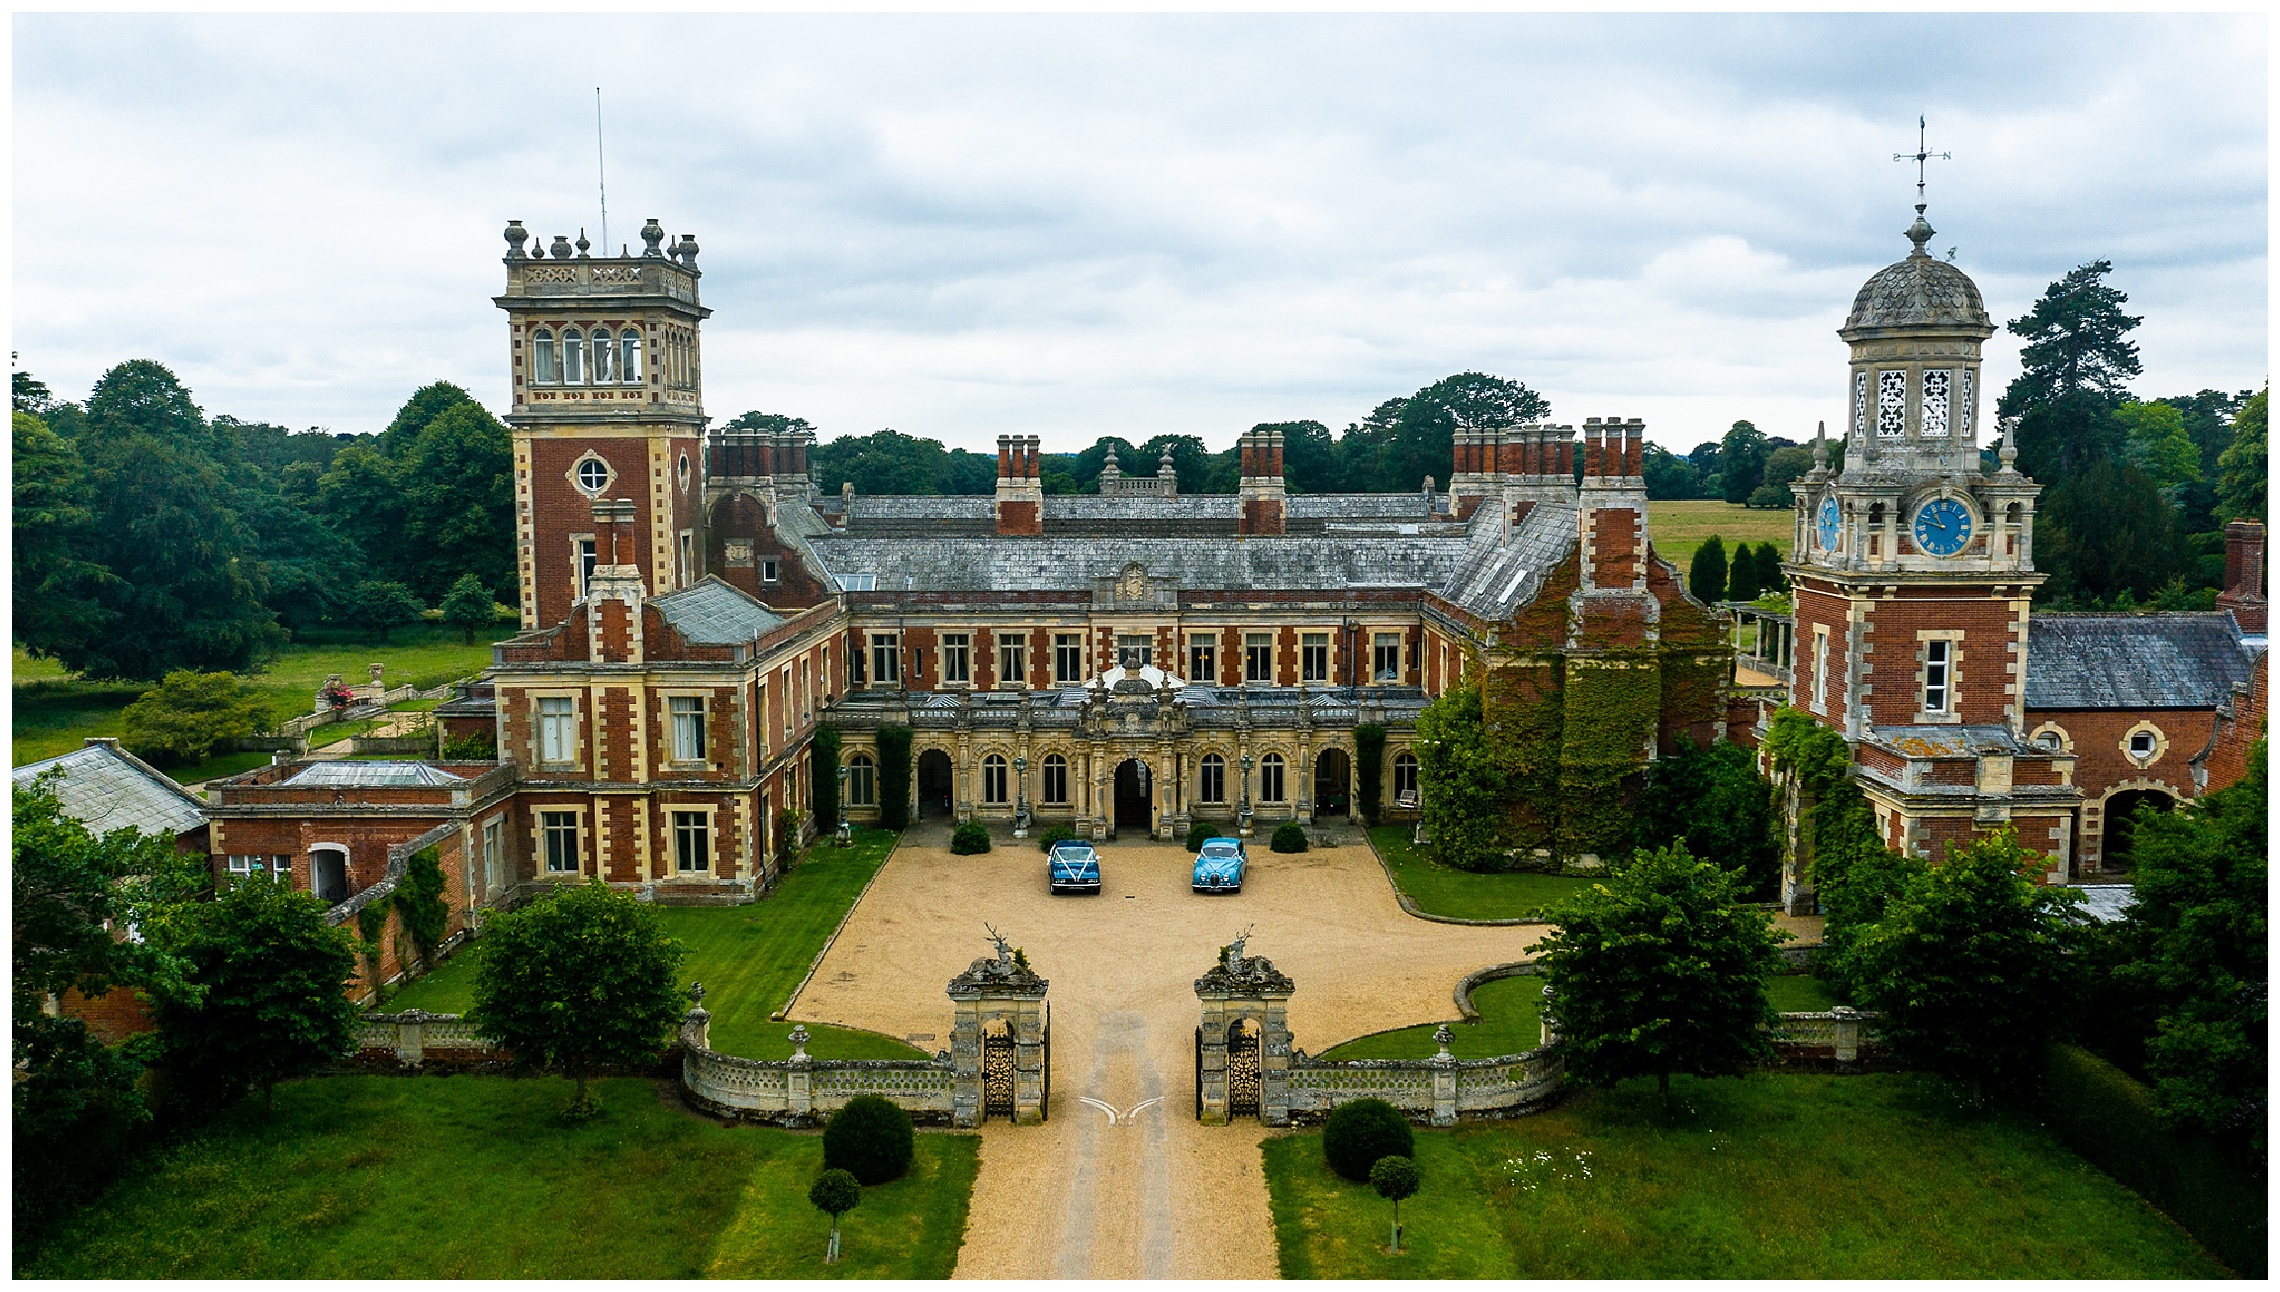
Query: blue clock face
1815,497,1842,551
1913,497,1974,557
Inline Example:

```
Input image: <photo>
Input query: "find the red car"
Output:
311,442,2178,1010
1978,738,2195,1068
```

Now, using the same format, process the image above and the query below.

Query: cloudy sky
13,12,2267,457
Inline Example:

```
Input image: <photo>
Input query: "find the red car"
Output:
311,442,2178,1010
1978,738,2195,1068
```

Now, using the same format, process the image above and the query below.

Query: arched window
1868,502,1884,527
531,329,559,384
562,328,585,383
591,327,614,383
1200,753,1225,803
982,754,1009,804
2006,502,2022,525
1042,754,1068,804
846,754,875,806
620,328,642,383
1260,753,1286,802
1393,752,1419,803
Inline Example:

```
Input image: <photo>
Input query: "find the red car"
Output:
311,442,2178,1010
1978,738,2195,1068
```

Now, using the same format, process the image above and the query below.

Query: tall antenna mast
595,87,610,254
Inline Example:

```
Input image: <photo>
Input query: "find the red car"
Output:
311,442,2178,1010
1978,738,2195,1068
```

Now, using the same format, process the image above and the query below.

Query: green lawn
1646,498,1796,572
11,627,506,767
388,829,922,1061
19,1075,977,1279
1263,1072,2229,1279
1370,826,1590,920
1766,972,1843,1013
1318,973,1547,1061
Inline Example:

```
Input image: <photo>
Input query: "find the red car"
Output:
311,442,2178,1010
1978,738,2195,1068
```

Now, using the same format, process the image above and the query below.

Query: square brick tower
1780,203,2078,899
497,218,711,629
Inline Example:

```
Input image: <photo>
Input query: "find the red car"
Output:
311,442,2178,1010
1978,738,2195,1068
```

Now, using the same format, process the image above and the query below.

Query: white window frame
563,327,585,384
225,854,286,883
942,633,972,685
847,754,876,806
1200,753,1226,804
1054,633,1084,683
532,329,559,385
761,557,780,584
1259,752,1286,802
1916,630,1963,723
1301,632,1330,684
536,695,579,767
982,754,1009,804
998,634,1027,690
672,809,713,873
1393,752,1419,802
1922,639,1951,715
870,633,901,686
574,536,598,599
620,328,642,383
668,695,708,765
1373,632,1402,684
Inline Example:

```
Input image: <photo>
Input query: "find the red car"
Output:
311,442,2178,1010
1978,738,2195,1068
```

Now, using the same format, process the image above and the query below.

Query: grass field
18,1076,978,1280
1318,973,1547,1061
11,627,508,768
1370,826,1589,920
388,829,923,1061
1765,972,1843,1012
1646,499,1795,571
1263,1072,2229,1279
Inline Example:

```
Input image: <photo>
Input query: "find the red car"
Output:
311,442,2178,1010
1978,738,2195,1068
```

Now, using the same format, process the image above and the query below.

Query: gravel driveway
788,829,1547,1279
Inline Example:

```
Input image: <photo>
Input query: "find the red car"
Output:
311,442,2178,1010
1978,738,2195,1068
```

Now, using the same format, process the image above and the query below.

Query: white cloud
12,12,2265,456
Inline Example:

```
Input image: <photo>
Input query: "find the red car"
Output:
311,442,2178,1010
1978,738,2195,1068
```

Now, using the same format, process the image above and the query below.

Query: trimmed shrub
2038,1043,2265,1277
1354,724,1386,825
822,1094,915,1186
1184,820,1214,852
811,725,842,831
950,821,992,855
440,729,497,761
1037,824,1079,854
1271,822,1309,854
1323,1097,1413,1182
876,727,912,831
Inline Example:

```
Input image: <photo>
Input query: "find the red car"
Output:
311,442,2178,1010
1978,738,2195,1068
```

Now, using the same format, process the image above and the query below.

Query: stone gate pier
1194,930,1295,1126
948,927,1050,1127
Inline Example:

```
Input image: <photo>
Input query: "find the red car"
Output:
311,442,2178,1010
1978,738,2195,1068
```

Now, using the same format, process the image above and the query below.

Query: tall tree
1850,829,2082,1101
2036,460,2184,604
1539,844,1785,1101
1631,739,1780,899
1998,260,2142,482
12,411,118,662
2116,400,2202,497
1412,677,1506,872
1642,443,1702,500
2113,741,2266,1149
376,380,480,460
1725,542,1764,601
1260,421,1339,495
1717,420,1769,505
2214,387,2267,523
1379,372,1550,494
395,400,515,601
64,362,282,680
1688,535,1728,604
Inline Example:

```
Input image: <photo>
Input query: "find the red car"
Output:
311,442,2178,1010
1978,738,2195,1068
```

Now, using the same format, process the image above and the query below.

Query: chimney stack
2218,519,2267,633
1238,426,1287,535
994,433,1044,536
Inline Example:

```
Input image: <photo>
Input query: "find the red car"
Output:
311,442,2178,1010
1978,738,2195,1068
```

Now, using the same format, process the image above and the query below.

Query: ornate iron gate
1193,1026,1204,1120
982,1030,1016,1119
1227,1025,1262,1118
1041,1005,1051,1122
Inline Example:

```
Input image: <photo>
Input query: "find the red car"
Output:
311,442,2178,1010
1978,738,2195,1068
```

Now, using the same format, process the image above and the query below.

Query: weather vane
1894,115,1951,204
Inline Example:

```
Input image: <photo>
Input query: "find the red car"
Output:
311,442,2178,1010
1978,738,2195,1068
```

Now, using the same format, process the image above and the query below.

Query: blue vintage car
1048,840,1102,895
1191,837,1248,894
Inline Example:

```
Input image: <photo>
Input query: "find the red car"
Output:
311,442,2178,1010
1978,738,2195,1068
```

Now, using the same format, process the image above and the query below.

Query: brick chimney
994,434,1043,536
1499,424,1578,527
1450,426,1505,520
1578,417,1649,592
2218,519,2267,634
586,498,647,663
1238,426,1286,535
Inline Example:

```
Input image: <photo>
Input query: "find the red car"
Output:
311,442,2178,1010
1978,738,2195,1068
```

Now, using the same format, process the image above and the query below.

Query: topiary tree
1539,844,1786,1105
1271,822,1309,854
119,669,274,766
468,880,687,1121
1040,823,1081,854
811,725,842,832
1182,820,1213,852
1354,724,1386,825
875,727,912,831
950,821,992,855
1323,1097,1413,1181
1688,535,1728,604
823,1093,915,1185
809,1168,862,1265
1370,1154,1421,1254
438,573,496,646
146,876,361,1109
1726,542,1763,601
1753,541,1786,594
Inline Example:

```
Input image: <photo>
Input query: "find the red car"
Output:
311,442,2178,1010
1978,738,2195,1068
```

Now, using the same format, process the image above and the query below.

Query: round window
576,458,610,493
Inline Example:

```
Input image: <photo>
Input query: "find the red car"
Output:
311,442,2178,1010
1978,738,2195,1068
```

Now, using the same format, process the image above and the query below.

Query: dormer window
562,328,585,383
532,329,559,384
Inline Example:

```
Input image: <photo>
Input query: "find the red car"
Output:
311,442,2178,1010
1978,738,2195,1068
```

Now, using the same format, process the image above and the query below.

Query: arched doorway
311,847,350,905
1313,748,1352,819
916,750,955,820
1114,759,1152,832
2101,788,2176,872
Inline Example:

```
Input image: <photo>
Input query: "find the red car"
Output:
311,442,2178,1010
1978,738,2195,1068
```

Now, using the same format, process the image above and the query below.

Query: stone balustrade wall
678,1013,957,1127
1283,1047,1566,1126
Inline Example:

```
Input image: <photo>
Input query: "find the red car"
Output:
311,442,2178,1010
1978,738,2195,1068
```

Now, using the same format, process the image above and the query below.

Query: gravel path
789,833,1547,1280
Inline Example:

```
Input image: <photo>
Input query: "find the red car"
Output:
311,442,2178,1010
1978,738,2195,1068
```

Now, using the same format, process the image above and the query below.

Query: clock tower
1780,204,2079,904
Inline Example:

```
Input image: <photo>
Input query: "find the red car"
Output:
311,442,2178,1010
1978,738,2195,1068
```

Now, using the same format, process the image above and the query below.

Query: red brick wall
1587,506,1642,588
526,435,689,627
2031,707,2212,809
2198,655,2267,795
61,984,155,1043
995,499,1042,536
1859,588,2025,729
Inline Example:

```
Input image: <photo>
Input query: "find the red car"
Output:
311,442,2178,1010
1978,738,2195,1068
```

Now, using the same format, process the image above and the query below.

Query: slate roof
13,740,209,838
2027,613,2256,710
281,761,468,788
2070,886,2138,925
1434,501,1579,621
653,577,788,646
803,529,1476,596
834,490,1445,540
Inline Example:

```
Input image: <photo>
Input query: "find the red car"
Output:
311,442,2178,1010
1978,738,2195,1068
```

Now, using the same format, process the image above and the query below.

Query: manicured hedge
821,1095,915,1186
1184,821,1214,852
949,821,992,855
1271,822,1309,854
2037,1043,2265,1277
1037,824,1079,854
1323,1097,1413,1182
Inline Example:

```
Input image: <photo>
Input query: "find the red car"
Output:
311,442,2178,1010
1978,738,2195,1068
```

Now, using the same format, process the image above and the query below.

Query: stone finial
503,220,529,260
788,1024,810,1059
1906,204,1935,259
1099,453,1121,483
641,218,666,259
1997,415,2021,474
1812,420,1828,471
688,980,706,1006
549,234,574,260
575,229,591,258
1433,1021,1454,1060
677,233,700,267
